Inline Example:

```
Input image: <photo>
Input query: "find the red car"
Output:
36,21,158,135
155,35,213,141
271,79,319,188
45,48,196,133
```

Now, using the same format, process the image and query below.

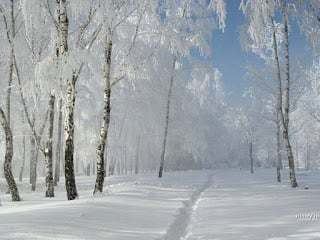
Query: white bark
282,6,298,187
0,107,20,201
56,0,78,200
54,98,63,185
64,73,79,200
94,37,112,194
45,94,55,197
271,13,297,187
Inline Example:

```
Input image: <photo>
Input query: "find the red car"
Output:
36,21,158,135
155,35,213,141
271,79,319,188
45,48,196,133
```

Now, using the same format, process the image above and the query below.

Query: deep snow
1,169,320,240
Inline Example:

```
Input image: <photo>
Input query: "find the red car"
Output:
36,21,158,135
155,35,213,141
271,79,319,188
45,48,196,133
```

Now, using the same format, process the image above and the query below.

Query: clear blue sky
212,1,312,102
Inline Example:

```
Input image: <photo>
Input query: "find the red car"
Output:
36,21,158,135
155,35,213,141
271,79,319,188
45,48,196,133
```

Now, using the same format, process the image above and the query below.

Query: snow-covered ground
1,169,320,240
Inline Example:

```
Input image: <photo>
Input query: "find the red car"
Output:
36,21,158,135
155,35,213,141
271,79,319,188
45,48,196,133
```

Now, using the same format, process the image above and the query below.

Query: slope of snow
1,169,320,240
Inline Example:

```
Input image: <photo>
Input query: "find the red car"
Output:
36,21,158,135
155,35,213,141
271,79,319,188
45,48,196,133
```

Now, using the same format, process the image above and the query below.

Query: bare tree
55,0,79,200
269,17,283,183
54,99,63,185
270,5,298,187
19,111,26,182
249,141,254,174
135,135,141,175
276,110,282,182
19,135,26,182
44,93,55,197
159,57,176,178
0,0,18,194
0,1,16,128
281,4,298,187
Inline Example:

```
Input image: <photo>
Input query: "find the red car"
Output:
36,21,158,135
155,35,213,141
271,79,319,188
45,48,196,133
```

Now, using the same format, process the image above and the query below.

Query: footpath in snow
161,173,213,240
0,171,209,240
1,169,320,240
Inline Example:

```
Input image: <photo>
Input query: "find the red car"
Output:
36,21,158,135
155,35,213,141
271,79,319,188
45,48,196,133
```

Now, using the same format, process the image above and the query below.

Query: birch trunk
93,37,112,194
56,0,78,200
45,94,55,197
54,98,63,185
58,0,68,55
276,110,282,183
159,57,176,178
30,115,48,191
0,107,20,201
306,137,310,170
271,15,297,187
7,51,13,127
32,144,41,191
6,0,15,128
249,141,254,174
19,136,26,182
135,136,140,175
29,135,35,186
64,73,78,200
282,8,298,188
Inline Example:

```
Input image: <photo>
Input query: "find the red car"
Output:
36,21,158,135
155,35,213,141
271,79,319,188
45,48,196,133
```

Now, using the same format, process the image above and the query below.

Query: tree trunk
271,13,297,188
19,136,26,182
54,98,63,185
296,141,299,170
104,149,109,177
7,52,13,127
282,7,298,188
29,115,47,191
56,0,78,200
45,94,55,197
276,110,282,183
109,158,115,176
249,141,254,174
64,74,78,200
2,0,15,194
124,148,127,175
159,57,176,178
57,0,68,56
135,136,140,175
29,135,37,191
6,0,15,128
306,137,310,170
93,37,112,194
0,108,20,201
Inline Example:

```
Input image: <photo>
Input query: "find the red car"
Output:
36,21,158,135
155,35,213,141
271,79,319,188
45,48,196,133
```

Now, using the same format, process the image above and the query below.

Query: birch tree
281,2,297,187
241,0,299,187
0,0,19,195
94,32,112,194
54,99,62,185
0,107,20,201
159,56,176,178
44,93,55,197
55,0,79,200
20,0,53,191
156,0,226,178
93,0,149,194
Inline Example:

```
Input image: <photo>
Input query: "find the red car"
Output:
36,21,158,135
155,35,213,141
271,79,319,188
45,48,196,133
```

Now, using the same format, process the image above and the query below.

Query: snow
186,170,320,240
1,169,320,239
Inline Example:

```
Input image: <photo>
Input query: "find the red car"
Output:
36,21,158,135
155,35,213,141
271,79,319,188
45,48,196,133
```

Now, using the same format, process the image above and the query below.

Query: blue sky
213,1,313,102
